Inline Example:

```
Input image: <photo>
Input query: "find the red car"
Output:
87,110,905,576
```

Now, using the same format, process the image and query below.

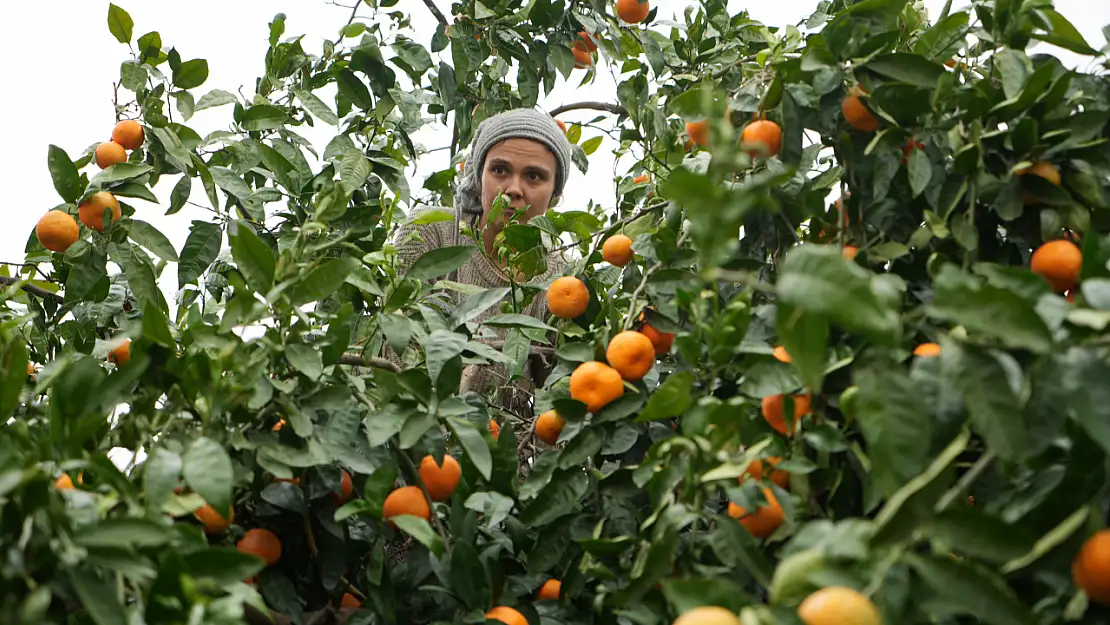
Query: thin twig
549,101,627,117
0,276,63,302
345,0,363,26
420,0,449,25
935,450,996,512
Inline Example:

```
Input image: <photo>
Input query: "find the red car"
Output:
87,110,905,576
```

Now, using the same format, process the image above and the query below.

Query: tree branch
549,101,627,117
421,0,449,25
0,276,63,302
339,353,402,372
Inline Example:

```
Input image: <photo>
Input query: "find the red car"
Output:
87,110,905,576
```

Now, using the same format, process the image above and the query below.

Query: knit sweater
389,206,567,417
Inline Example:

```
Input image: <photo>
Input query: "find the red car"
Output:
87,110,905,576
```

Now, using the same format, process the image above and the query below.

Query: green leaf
337,69,373,110
167,175,192,216
777,305,829,395
660,578,752,615
448,418,493,480
463,491,515,527
129,220,179,261
286,344,323,381
863,53,945,89
240,104,288,131
406,245,477,281
89,162,153,187
106,3,133,44
907,147,931,198
391,515,445,557
423,330,466,384
142,299,174,347
925,508,1035,564
392,40,434,74
518,469,589,526
260,481,308,515
47,145,81,203
120,60,148,92
856,368,938,497
209,166,252,200
1060,348,1110,455
290,257,360,306
121,253,165,314
70,569,127,625
929,266,1053,353
73,519,173,549
1031,9,1098,55
581,136,603,156
636,372,695,422
177,221,222,286
228,221,275,293
0,340,29,420
707,513,773,589
777,245,900,345
196,89,238,111
340,151,372,193
482,314,555,333
173,59,209,89
449,287,510,327
872,429,969,545
183,548,265,586
948,345,1029,460
144,447,182,516
907,554,1036,625
293,88,339,125
183,437,234,519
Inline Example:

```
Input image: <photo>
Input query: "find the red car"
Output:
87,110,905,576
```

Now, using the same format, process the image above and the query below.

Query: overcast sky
2,1,1106,298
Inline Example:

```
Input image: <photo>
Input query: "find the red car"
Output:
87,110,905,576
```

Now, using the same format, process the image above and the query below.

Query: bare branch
0,276,63,302
421,0,449,25
339,352,402,372
549,101,627,117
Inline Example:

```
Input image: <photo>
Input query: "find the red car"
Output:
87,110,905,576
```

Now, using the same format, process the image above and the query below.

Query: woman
391,108,574,417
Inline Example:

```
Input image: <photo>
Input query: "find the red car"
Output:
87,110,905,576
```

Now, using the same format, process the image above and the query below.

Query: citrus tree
3,0,1110,624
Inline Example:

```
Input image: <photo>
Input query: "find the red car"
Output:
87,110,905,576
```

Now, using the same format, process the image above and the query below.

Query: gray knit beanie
456,108,573,218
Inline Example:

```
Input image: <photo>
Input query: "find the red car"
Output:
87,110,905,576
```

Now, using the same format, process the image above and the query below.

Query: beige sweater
390,206,567,417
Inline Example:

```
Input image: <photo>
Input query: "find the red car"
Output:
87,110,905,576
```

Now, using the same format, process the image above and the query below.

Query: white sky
1,0,1106,298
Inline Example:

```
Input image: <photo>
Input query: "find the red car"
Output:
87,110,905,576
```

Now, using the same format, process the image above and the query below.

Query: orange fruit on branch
570,361,624,412
616,0,650,24
272,419,286,431
727,487,784,539
95,141,128,169
1017,160,1062,205
842,245,858,261
685,120,710,147
639,322,674,356
55,474,75,490
742,456,790,490
36,210,80,253
488,419,501,439
486,606,528,625
602,234,634,266
194,503,234,534
772,346,791,363
797,586,881,625
632,173,651,184
842,88,880,132
382,485,431,524
673,605,742,625
109,339,132,366
606,330,656,381
1074,529,1110,604
573,31,598,53
534,411,566,445
331,469,354,505
78,192,122,232
537,578,562,600
546,276,590,319
741,120,782,158
554,119,567,134
238,528,282,566
418,454,461,501
761,393,810,435
340,593,362,608
572,46,593,68
1030,239,1081,293
112,119,145,150
913,342,941,357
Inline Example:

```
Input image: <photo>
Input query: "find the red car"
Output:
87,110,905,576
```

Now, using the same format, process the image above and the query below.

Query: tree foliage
2,0,1110,624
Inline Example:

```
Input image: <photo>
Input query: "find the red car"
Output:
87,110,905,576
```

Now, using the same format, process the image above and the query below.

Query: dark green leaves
172,59,209,89
183,437,234,518
178,221,222,286
391,515,445,557
47,145,81,203
129,221,179,262
70,569,127,625
228,221,275,293
448,418,492,480
856,368,935,496
929,266,1053,353
777,245,900,345
337,69,372,110
406,245,476,281
293,88,339,125
0,338,29,420
240,104,287,131
907,554,1036,625
636,372,695,421
863,53,945,88
107,3,133,44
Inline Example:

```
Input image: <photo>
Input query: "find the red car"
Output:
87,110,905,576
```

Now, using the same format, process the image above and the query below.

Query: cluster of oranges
568,0,651,71
671,585,880,625
683,116,782,159
35,119,144,254
379,454,462,525
571,31,598,69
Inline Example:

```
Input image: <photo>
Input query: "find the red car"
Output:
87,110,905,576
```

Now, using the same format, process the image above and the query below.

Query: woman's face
480,138,557,228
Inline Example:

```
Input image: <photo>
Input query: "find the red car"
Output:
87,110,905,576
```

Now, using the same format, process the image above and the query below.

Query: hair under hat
455,108,573,218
